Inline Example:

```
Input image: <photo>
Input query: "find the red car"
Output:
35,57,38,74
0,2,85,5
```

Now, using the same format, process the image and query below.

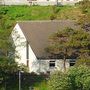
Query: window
70,62,75,66
69,59,76,66
70,61,75,66
49,61,55,68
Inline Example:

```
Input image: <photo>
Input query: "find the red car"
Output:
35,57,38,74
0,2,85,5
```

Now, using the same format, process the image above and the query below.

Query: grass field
0,5,82,20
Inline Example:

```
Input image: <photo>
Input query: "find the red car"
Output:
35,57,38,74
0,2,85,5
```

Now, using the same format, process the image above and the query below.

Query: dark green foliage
0,57,18,73
0,7,8,15
48,65,90,90
0,72,48,90
0,57,27,76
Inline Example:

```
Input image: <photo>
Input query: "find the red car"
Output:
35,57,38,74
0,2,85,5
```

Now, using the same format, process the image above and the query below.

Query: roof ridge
17,20,74,23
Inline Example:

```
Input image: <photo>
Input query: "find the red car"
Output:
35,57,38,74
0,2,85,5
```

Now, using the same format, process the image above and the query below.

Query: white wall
28,45,39,73
31,1,57,6
2,0,29,5
0,0,82,5
30,0,82,6
38,59,70,73
11,23,39,73
12,24,27,65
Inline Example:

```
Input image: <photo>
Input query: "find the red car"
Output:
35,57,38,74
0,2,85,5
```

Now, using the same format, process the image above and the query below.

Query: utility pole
19,71,21,90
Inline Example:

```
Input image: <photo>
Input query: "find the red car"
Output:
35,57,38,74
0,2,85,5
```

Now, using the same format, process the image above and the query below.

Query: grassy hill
0,5,81,20
3,4,90,36
0,5,82,32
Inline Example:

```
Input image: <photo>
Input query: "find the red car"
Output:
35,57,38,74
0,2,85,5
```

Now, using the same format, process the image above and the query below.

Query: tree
0,29,28,85
46,28,90,71
77,14,90,32
78,0,90,14
0,57,28,90
48,65,90,90
75,54,90,66
77,0,90,31
46,28,72,71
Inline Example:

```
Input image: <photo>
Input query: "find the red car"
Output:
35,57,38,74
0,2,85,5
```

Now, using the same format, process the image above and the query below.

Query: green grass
0,5,82,20
34,80,48,90
1,6,53,20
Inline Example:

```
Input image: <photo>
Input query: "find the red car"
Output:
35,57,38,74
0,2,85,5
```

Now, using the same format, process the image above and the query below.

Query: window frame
49,60,55,68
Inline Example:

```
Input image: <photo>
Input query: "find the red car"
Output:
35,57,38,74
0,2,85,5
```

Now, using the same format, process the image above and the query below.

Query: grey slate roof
18,20,80,59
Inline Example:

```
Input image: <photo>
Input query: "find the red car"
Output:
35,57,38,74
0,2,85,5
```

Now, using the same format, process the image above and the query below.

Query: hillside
0,6,82,32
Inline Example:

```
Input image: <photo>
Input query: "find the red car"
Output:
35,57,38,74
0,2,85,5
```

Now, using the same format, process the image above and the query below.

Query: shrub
48,71,70,90
50,14,56,20
48,65,90,90
68,65,90,90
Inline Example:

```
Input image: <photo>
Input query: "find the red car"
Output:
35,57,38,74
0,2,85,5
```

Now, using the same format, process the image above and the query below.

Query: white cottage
11,20,78,73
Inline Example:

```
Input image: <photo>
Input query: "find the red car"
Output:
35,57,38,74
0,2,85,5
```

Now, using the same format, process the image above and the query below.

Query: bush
48,71,70,90
68,65,90,90
50,14,56,20
48,65,90,90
